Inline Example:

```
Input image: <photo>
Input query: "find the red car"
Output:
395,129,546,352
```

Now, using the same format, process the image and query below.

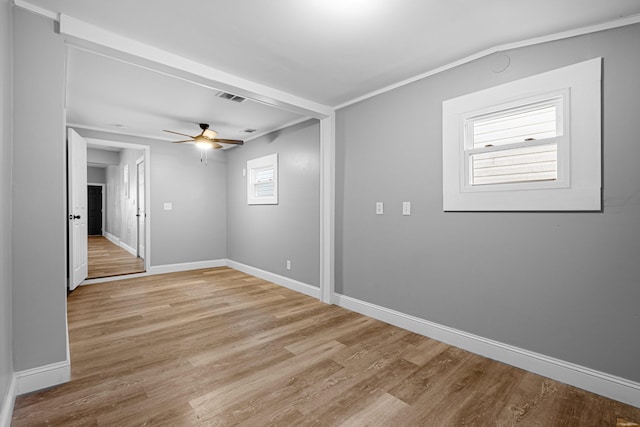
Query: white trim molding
334,293,640,408
104,230,119,246
319,113,336,304
103,231,136,256
148,260,226,276
119,241,137,257
336,14,640,110
226,260,320,300
80,259,226,286
12,0,58,21
15,360,70,396
0,375,17,427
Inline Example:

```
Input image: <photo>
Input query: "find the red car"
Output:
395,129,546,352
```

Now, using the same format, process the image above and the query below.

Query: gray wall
105,164,120,237
87,166,106,184
226,120,320,287
12,8,68,371
87,148,118,165
78,129,228,266
118,148,143,250
336,24,640,382
0,0,13,404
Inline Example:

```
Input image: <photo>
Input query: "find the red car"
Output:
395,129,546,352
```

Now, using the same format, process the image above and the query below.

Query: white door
136,159,146,260
68,128,88,290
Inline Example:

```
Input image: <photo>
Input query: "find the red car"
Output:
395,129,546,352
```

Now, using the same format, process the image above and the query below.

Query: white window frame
442,58,602,211
247,153,278,205
462,90,569,191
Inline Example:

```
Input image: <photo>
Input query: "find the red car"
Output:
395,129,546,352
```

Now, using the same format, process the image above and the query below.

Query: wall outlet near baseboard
286,260,291,270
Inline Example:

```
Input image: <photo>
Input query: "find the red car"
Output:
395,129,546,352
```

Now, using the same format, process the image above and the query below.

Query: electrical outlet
286,260,291,270
376,202,384,215
402,201,411,215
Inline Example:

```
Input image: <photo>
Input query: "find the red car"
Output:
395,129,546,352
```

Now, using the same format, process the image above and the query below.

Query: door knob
73,215,81,219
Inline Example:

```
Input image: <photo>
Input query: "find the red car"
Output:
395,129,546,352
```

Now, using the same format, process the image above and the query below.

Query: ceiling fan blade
212,138,244,145
213,143,224,149
163,130,195,138
172,139,193,143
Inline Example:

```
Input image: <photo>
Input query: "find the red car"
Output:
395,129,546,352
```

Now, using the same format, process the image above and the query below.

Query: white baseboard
81,271,150,285
14,359,70,396
148,259,227,276
120,241,137,257
226,260,320,299
103,232,135,256
83,258,319,300
0,375,16,427
104,231,119,246
334,293,640,408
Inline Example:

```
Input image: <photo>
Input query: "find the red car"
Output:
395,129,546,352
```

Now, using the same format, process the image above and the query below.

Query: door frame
135,155,145,259
85,138,151,271
87,182,106,236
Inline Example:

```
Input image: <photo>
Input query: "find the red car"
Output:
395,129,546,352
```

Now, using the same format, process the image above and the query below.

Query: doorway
71,137,151,283
87,185,103,236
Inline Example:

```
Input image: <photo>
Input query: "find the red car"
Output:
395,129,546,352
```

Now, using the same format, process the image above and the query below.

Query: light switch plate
402,201,411,215
163,202,173,211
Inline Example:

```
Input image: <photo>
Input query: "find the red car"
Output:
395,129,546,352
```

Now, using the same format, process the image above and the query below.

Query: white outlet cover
163,202,173,211
402,201,411,215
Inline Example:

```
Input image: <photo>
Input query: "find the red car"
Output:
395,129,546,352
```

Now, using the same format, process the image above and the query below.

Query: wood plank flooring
12,267,640,426
87,235,145,279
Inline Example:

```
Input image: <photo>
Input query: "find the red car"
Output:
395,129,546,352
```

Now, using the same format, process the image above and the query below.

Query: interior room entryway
69,132,151,285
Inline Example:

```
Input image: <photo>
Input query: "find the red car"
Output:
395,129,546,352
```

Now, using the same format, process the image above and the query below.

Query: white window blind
466,98,561,186
254,167,275,197
247,153,278,205
470,143,558,185
472,103,557,148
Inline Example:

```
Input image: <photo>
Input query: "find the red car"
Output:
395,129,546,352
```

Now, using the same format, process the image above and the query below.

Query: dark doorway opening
88,185,103,236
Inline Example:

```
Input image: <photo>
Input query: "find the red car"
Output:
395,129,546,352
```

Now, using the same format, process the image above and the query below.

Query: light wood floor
87,235,145,279
12,268,640,426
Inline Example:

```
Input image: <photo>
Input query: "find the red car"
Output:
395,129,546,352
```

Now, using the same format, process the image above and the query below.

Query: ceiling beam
57,14,333,120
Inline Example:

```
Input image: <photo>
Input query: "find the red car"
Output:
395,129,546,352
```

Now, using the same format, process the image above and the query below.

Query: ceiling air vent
216,91,246,103
243,128,257,133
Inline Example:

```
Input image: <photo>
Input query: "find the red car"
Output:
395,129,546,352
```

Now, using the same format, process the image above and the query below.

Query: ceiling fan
163,123,244,149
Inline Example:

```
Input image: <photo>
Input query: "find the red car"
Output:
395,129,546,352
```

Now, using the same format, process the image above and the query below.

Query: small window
463,94,566,189
247,153,278,205
442,58,601,211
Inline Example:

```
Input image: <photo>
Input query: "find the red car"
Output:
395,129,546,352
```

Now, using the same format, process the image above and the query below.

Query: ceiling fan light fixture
194,135,213,149
203,129,218,139
196,142,213,149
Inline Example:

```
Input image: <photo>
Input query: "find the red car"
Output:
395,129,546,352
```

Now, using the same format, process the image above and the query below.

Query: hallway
87,236,145,279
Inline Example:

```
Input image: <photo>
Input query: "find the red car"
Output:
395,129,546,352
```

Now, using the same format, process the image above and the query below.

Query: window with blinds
254,167,275,197
465,98,562,187
247,153,278,205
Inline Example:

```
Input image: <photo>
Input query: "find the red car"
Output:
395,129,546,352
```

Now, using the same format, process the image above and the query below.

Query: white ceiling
66,48,304,143
21,0,640,143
